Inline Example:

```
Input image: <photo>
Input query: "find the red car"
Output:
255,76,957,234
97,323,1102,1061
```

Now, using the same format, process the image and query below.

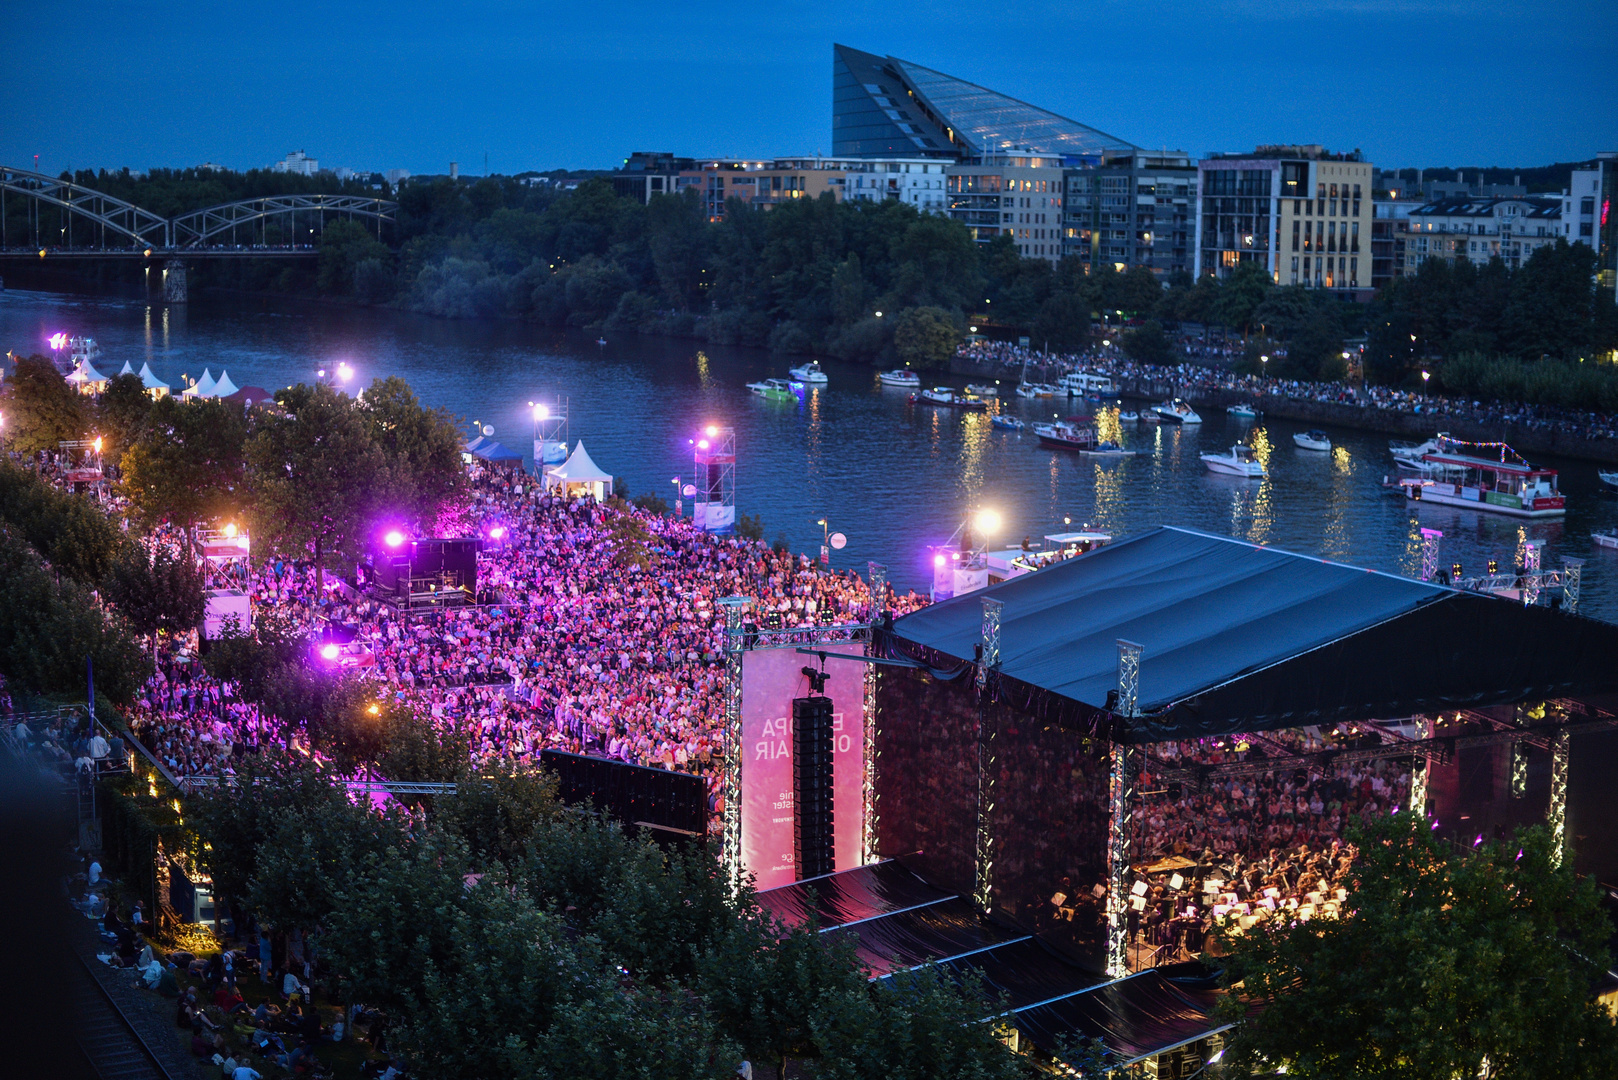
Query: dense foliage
1214,813,1618,1079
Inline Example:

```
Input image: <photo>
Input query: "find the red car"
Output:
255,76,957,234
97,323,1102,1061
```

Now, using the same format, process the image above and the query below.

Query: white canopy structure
118,361,135,376
137,362,171,398
183,368,217,398
68,358,110,393
542,440,614,502
211,369,241,398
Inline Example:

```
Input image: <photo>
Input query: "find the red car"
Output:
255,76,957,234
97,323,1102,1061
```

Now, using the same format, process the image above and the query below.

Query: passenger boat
1080,441,1137,460
1293,430,1331,451
1599,470,1618,490
747,378,797,402
1402,437,1565,518
991,415,1025,431
1593,529,1618,550
1202,444,1266,477
879,369,920,388
912,387,988,411
1033,420,1098,450
1118,410,1140,423
1153,399,1203,424
1059,372,1117,398
1226,403,1258,418
965,382,999,397
788,361,828,384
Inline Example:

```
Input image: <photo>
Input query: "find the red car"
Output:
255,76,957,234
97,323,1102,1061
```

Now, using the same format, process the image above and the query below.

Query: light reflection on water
3,287,1618,619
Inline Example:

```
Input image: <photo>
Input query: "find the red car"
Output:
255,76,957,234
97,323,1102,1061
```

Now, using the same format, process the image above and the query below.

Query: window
1581,197,1595,215
1317,182,1326,200
1582,222,1594,236
1351,221,1360,251
1329,221,1337,252
1353,199,1361,217
1330,183,1338,200
1291,220,1301,251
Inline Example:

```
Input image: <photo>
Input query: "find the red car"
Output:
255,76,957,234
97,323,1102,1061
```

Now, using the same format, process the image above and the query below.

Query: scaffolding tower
693,426,736,533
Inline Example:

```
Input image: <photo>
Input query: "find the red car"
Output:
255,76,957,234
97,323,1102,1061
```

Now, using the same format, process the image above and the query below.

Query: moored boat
991,415,1025,431
1080,441,1136,459
1202,444,1265,477
1153,399,1203,424
1059,372,1117,398
1593,529,1618,550
879,369,921,388
1403,436,1564,518
1033,420,1098,450
747,378,798,402
1293,430,1331,451
1118,410,1140,423
788,361,828,384
1599,470,1618,490
1226,403,1258,418
965,382,999,397
913,387,988,411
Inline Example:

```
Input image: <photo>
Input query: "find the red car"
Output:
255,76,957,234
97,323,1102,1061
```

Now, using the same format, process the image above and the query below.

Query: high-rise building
946,153,1065,262
1195,145,1375,297
832,45,1134,163
1563,154,1617,295
271,150,319,176
1064,150,1196,277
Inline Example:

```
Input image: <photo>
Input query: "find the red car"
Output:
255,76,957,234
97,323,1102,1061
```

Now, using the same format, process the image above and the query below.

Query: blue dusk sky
4,0,1614,178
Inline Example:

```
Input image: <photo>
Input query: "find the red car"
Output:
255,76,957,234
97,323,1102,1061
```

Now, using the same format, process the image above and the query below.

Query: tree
891,306,959,369
119,395,250,534
317,218,394,297
95,373,154,462
0,457,131,585
1212,261,1274,339
101,541,206,657
1121,319,1172,364
359,375,468,532
1214,814,1618,1079
246,382,386,594
0,356,86,453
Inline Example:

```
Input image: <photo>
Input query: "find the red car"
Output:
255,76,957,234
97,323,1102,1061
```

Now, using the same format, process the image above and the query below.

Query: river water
5,286,1618,621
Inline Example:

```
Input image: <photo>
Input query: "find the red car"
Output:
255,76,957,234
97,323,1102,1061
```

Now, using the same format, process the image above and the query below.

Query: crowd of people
955,338,1618,443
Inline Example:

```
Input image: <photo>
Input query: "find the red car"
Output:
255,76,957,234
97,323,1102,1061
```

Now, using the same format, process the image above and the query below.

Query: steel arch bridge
0,165,397,254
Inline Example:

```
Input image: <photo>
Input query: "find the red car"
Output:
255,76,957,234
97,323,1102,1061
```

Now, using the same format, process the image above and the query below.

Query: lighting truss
1419,528,1443,583
862,563,887,865
1409,714,1432,815
973,598,1004,912
719,596,752,893
1549,729,1570,867
1107,640,1143,978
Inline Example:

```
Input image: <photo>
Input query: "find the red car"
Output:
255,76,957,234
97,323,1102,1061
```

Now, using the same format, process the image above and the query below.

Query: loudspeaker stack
792,695,835,879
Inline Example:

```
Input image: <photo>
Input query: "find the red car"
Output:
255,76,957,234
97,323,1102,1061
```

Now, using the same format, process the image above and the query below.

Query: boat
879,369,920,388
747,378,798,402
1033,420,1099,451
1058,372,1117,398
1152,399,1203,424
1141,410,1162,424
965,382,999,397
1293,430,1331,451
1118,410,1140,423
991,415,1025,431
788,361,828,384
1202,444,1266,477
1593,530,1618,550
1402,436,1564,518
919,386,955,405
1599,470,1618,490
912,387,988,411
1080,441,1137,460
1390,434,1446,459
1227,403,1258,418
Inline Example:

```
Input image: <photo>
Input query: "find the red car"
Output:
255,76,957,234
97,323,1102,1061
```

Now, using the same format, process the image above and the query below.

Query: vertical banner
740,643,866,888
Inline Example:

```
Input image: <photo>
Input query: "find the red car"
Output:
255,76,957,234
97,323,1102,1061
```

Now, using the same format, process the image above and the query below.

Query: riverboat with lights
1402,437,1565,518
747,378,797,402
1033,419,1098,450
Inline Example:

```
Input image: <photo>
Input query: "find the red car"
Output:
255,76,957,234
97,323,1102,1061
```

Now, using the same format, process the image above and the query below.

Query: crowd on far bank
956,340,1618,444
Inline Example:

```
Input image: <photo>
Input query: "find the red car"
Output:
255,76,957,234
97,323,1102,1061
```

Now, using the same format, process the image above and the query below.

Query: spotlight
320,644,340,661
384,530,405,548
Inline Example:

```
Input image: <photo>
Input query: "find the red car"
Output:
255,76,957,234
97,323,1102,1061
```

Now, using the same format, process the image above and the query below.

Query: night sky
5,0,1614,177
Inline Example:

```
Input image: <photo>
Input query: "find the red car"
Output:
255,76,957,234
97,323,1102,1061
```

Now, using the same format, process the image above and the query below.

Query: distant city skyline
4,0,1614,178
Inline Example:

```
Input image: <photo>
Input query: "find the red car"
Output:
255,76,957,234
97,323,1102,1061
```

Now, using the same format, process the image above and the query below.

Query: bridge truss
170,194,396,248
1,165,169,249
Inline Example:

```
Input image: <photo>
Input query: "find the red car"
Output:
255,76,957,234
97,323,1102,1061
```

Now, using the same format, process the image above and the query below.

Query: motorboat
1402,436,1564,518
1118,410,1140,423
1015,383,1056,398
965,382,999,397
1080,441,1137,459
879,369,920,388
788,361,828,384
1141,410,1162,424
1153,399,1203,424
991,415,1026,431
1033,420,1098,451
1390,434,1446,459
1059,372,1117,398
913,387,988,411
747,378,797,402
1593,529,1618,550
1227,403,1258,419
1293,430,1331,451
1202,444,1266,477
919,386,955,405
1599,470,1618,490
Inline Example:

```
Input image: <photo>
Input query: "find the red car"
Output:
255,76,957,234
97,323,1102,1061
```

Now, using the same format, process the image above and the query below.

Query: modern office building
832,44,1134,163
1064,150,1196,277
1404,196,1562,272
1195,146,1375,298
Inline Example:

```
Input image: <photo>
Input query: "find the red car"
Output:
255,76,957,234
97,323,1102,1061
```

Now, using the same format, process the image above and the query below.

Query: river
5,286,1618,621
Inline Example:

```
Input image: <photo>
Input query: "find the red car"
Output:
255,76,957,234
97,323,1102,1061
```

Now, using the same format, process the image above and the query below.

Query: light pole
672,476,682,518
817,517,830,565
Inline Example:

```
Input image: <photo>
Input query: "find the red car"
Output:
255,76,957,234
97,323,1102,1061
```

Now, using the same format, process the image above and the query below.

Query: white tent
68,358,110,393
137,362,171,398
118,361,136,376
542,440,614,502
212,369,241,398
183,368,217,398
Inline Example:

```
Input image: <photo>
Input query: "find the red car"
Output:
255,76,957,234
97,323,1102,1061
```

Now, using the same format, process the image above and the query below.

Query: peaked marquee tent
542,440,613,502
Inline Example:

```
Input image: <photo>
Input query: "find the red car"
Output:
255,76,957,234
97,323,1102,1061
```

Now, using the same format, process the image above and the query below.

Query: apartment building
1064,150,1196,277
946,152,1065,263
1404,196,1562,272
1196,146,1375,297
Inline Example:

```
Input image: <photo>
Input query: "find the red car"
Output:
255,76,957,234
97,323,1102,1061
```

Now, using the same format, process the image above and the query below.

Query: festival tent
118,361,135,376
888,525,1618,742
470,440,524,467
211,369,241,398
68,358,111,393
137,362,171,397
182,368,217,398
542,440,613,502
225,385,276,409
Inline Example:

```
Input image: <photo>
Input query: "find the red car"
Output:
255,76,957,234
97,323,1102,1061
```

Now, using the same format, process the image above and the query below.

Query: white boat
919,386,955,405
1059,372,1117,398
1153,399,1203,424
913,387,988,411
1227,403,1258,418
1599,470,1618,490
1294,430,1331,451
1141,410,1162,424
1390,434,1446,459
747,378,797,402
1014,383,1045,398
965,382,999,397
991,415,1025,431
879,369,920,388
1593,530,1618,550
788,361,828,384
1033,420,1098,451
1118,410,1140,423
1403,436,1564,518
1202,444,1265,477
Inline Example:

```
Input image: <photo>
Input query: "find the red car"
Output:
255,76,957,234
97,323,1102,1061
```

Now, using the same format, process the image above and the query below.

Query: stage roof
888,526,1618,742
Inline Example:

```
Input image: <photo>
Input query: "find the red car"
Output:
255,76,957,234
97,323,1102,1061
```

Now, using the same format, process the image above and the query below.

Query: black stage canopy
887,526,1618,742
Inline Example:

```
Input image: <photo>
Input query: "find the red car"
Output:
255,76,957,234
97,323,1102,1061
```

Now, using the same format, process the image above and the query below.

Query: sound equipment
540,750,708,844
792,694,835,879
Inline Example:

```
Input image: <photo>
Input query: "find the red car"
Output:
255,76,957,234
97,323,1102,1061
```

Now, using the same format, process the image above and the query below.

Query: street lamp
672,475,682,517
1421,370,1431,386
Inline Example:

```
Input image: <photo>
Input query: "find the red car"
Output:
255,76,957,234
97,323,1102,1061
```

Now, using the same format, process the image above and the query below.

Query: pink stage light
697,439,710,450
933,554,946,567
384,530,405,548
320,644,340,661
489,526,506,540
